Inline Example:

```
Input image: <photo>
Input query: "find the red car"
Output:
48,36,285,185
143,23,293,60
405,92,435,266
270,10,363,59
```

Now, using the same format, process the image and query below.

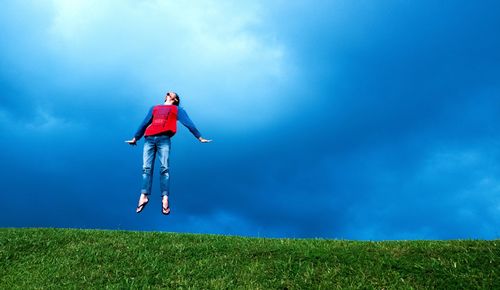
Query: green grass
0,228,498,289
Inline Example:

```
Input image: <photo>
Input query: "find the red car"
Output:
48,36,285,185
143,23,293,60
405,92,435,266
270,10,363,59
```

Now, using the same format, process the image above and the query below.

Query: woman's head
165,91,180,106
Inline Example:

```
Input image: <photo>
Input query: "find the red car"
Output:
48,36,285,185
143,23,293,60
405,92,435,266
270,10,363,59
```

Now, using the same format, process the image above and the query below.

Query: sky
1,0,499,240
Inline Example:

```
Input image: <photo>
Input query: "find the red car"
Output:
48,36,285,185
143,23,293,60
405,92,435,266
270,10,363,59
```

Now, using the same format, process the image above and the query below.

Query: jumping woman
126,91,212,215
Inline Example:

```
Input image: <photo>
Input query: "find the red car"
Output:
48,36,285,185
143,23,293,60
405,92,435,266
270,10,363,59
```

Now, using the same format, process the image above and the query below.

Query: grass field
0,228,498,289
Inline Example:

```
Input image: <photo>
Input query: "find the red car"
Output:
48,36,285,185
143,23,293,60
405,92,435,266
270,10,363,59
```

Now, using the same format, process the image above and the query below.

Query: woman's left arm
178,106,212,143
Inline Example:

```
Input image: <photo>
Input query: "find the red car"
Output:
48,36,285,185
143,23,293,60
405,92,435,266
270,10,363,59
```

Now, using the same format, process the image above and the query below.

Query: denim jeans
141,135,171,196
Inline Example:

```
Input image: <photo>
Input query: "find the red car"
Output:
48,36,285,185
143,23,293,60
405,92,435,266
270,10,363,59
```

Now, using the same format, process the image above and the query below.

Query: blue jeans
141,135,171,196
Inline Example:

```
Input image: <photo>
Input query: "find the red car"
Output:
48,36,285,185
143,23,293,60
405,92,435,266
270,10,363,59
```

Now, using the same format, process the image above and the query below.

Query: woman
126,91,212,215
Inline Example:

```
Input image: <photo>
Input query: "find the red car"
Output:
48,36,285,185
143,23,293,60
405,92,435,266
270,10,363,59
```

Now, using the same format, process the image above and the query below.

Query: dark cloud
1,1,499,240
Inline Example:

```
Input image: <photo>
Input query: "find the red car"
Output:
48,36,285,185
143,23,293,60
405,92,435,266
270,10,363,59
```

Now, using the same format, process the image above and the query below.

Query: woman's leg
141,137,157,195
157,136,171,214
157,135,171,198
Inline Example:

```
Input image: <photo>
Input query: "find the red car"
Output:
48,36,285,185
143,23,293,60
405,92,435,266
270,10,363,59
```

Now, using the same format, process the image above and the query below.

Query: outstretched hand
125,138,137,146
198,137,213,143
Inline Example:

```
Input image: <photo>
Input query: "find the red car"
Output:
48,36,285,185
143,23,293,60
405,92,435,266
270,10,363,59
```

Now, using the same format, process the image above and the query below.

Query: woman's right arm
126,106,154,145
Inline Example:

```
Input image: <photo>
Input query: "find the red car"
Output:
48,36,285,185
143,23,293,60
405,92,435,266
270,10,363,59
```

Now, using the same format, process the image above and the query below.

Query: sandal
162,197,170,215
136,200,149,213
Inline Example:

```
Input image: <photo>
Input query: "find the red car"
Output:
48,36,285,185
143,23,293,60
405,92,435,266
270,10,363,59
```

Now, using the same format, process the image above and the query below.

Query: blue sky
1,0,499,240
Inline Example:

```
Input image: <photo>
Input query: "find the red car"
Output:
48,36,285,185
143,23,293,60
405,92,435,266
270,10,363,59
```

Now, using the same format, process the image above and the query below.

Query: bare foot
162,196,170,215
136,193,149,213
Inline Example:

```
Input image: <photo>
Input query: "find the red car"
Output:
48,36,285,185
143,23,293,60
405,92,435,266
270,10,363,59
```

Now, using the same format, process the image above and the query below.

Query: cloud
45,0,295,128
0,0,298,134
1,0,499,240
